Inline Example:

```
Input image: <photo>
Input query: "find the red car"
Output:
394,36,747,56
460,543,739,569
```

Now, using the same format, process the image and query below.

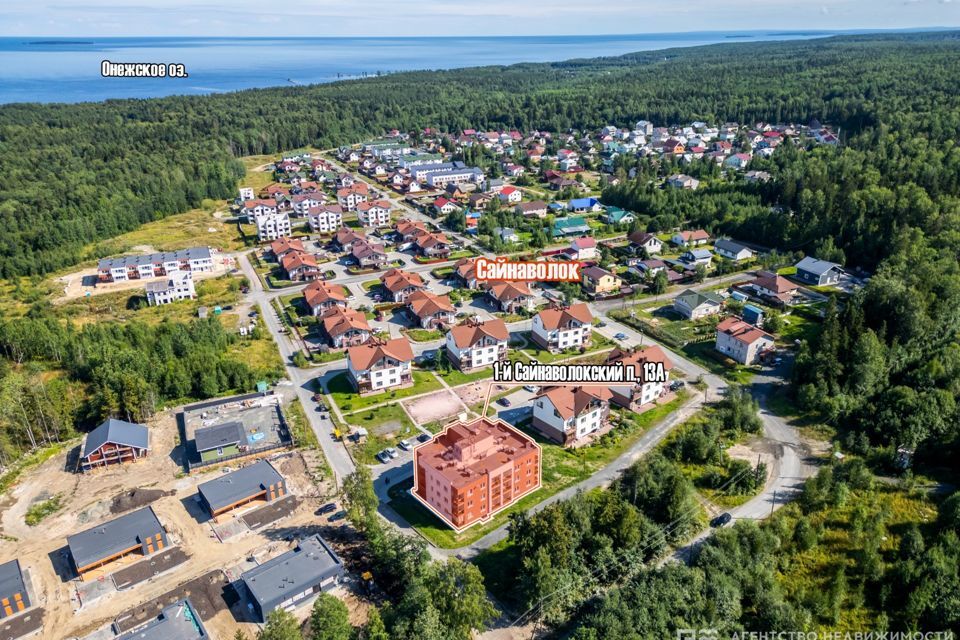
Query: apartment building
532,386,612,445
145,271,196,306
346,337,414,394
607,345,674,411
530,303,593,353
444,318,508,371
97,247,213,283
715,317,775,364
307,204,344,233
356,200,393,228
256,211,292,242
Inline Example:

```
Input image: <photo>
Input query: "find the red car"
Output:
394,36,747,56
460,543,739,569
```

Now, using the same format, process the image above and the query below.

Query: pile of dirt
113,570,229,632
109,488,175,515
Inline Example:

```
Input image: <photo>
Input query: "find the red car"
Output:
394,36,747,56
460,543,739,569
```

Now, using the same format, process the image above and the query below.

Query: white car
398,439,412,451
385,447,399,459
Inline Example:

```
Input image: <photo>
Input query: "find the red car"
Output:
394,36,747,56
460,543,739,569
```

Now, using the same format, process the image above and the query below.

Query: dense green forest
1,31,959,276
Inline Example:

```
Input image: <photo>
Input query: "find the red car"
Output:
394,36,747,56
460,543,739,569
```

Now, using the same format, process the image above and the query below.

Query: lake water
0,32,848,105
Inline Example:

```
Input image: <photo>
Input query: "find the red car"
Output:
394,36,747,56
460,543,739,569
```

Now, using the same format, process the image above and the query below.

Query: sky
0,0,957,37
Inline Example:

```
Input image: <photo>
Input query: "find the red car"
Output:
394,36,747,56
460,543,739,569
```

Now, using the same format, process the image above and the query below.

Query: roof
117,600,208,640
408,291,454,319
347,337,414,371
552,217,590,235
582,265,617,280
606,345,674,382
82,418,149,458
516,200,547,212
750,271,798,295
197,460,285,513
304,281,348,308
415,418,538,489
357,199,391,212
281,251,318,272
448,319,509,349
796,256,842,276
455,257,479,281
380,268,425,293
489,281,531,301
569,198,598,208
322,306,370,337
241,535,343,610
717,316,775,345
0,559,27,601
351,239,386,260
684,249,713,260
536,303,593,330
572,237,596,249
395,219,428,237
714,238,752,254
538,386,611,420
193,421,246,453
98,247,211,272
335,227,366,246
67,507,165,571
629,231,660,245
269,238,305,256
676,289,725,309
677,229,711,242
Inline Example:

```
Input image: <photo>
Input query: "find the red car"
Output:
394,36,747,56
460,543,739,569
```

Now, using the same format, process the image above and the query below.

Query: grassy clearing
520,332,615,363
343,404,418,464
681,340,756,385
361,280,382,291
25,493,64,526
327,370,443,412
402,328,444,342
285,398,320,450
390,393,688,548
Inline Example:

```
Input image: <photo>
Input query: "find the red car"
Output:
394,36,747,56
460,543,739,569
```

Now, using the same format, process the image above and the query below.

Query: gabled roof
717,316,775,345
629,231,660,245
116,599,208,640
82,418,149,458
582,265,617,280
357,199,392,212
351,239,387,261
714,238,752,254
749,270,798,295
407,290,455,319
416,232,449,249
536,303,593,330
606,345,674,382
269,237,305,256
675,289,724,309
677,229,711,242
488,281,531,301
571,236,596,249
197,460,284,513
67,506,164,571
304,280,348,308
347,337,414,371
281,251,318,272
335,226,366,246
537,386,611,420
395,219,428,237
322,307,370,337
455,257,479,281
448,319,509,349
684,249,713,260
194,421,245,453
795,256,842,275
380,268,425,293
0,559,28,603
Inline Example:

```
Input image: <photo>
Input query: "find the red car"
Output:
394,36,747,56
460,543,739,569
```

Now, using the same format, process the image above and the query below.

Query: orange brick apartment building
412,417,541,531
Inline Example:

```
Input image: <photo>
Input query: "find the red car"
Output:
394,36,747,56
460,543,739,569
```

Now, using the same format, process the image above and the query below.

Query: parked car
376,451,390,464
710,512,733,528
398,439,412,451
417,433,432,443
496,398,511,407
315,502,337,516
397,258,407,266
614,332,628,341
329,510,348,522
385,447,399,459
523,385,538,393
597,321,607,327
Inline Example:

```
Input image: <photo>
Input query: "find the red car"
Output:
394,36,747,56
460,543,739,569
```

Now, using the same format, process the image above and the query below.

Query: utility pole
770,489,777,517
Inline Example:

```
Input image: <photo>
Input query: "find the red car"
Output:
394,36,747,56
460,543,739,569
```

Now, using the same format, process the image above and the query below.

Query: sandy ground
402,390,466,425
454,379,507,409
0,404,342,640
54,249,237,304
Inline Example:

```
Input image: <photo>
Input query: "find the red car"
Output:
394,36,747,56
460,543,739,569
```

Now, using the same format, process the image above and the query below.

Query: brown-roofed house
454,257,480,289
444,318,509,371
715,317,775,364
743,270,800,304
351,238,388,269
414,232,451,259
487,281,533,313
304,280,348,315
412,417,540,531
269,237,306,261
321,307,371,348
346,337,415,394
532,386,612,445
606,346,675,411
530,303,593,352
281,251,319,281
380,268,426,302
333,226,367,252
407,290,456,328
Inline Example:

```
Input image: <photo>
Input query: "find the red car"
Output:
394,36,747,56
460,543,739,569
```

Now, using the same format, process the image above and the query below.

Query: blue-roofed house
552,217,592,237
79,418,150,473
742,304,765,327
568,197,602,213
602,207,635,225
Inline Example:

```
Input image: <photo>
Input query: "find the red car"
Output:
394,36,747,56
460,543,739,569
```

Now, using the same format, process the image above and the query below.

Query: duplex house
0,560,31,619
714,238,755,262
445,318,509,371
581,266,623,296
715,317,775,364
321,306,371,348
145,271,196,306
531,303,593,352
454,257,480,289
67,507,167,581
381,269,427,302
356,200,392,228
346,337,414,394
515,200,548,218
307,204,343,233
673,289,724,319
333,227,367,252
269,237,306,261
532,386,612,445
414,232,451,259
97,247,214,283
743,270,799,304
407,291,456,329
304,280,348,315
671,229,711,247
488,281,533,313
795,256,843,286
628,231,663,255
607,345,674,411
351,239,388,269
281,251,319,281
197,460,287,520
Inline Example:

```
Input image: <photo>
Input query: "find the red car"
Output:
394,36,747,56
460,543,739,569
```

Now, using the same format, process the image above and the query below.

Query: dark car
710,512,733,528
614,332,627,340
329,510,348,522
417,433,432,443
315,502,337,516
496,398,511,407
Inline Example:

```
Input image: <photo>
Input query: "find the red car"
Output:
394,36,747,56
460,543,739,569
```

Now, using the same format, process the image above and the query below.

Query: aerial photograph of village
0,2,959,640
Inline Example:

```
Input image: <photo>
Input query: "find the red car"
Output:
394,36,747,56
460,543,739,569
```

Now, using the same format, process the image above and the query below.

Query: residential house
488,281,533,313
498,186,522,204
725,153,752,170
414,232,451,259
454,257,480,289
336,183,369,211
568,197,601,213
79,418,150,472
568,236,598,261
321,306,370,348
407,290,456,329
356,200,392,228
433,196,459,216
412,417,540,531
607,345,674,411
346,337,414,394
351,239,388,269
116,600,208,639
281,251,320,281
67,507,167,581
515,200,548,218
581,266,623,296
715,317,775,364
666,174,700,190
333,227,366,252
794,257,843,286
532,386,611,446
742,270,799,304
269,237,306,261
495,227,520,244
192,421,246,464
395,219,430,245
380,269,427,302
444,318,509,371
307,204,343,233
628,231,663,255
680,248,714,267
714,238,755,262
671,229,711,247
197,460,287,519
673,289,724,320
531,303,593,352
469,193,493,210
241,199,278,223
145,271,196,306
290,193,326,217
552,216,591,237
256,212,292,242
602,207,635,225
97,247,214,283
0,560,31,620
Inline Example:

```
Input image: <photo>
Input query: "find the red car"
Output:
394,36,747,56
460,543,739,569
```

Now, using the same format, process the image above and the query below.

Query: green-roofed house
552,216,591,237
673,289,725,320
602,207,636,225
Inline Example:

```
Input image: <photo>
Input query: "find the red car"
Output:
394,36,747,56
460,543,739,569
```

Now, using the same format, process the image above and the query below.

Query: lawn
285,398,320,450
326,370,443,412
402,328,444,342
24,493,64,526
778,309,822,345
361,279,382,292
342,404,419,464
681,340,756,385
520,332,615,364
390,393,688,548
436,365,495,387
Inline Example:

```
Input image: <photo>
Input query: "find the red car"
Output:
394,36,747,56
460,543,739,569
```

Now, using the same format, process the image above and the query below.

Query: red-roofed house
606,346,674,411
715,317,775,364
498,186,522,204
671,229,711,247
531,303,593,352
347,337,414,394
444,318,509,371
407,291,456,329
281,251,320,281
567,236,597,261
532,386,612,445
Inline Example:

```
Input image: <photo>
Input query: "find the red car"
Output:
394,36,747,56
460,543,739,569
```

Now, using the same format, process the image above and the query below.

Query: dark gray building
116,599,208,639
241,535,345,622
66,506,168,581
79,418,150,472
0,560,30,619
795,256,843,286
197,460,287,518
193,421,246,463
